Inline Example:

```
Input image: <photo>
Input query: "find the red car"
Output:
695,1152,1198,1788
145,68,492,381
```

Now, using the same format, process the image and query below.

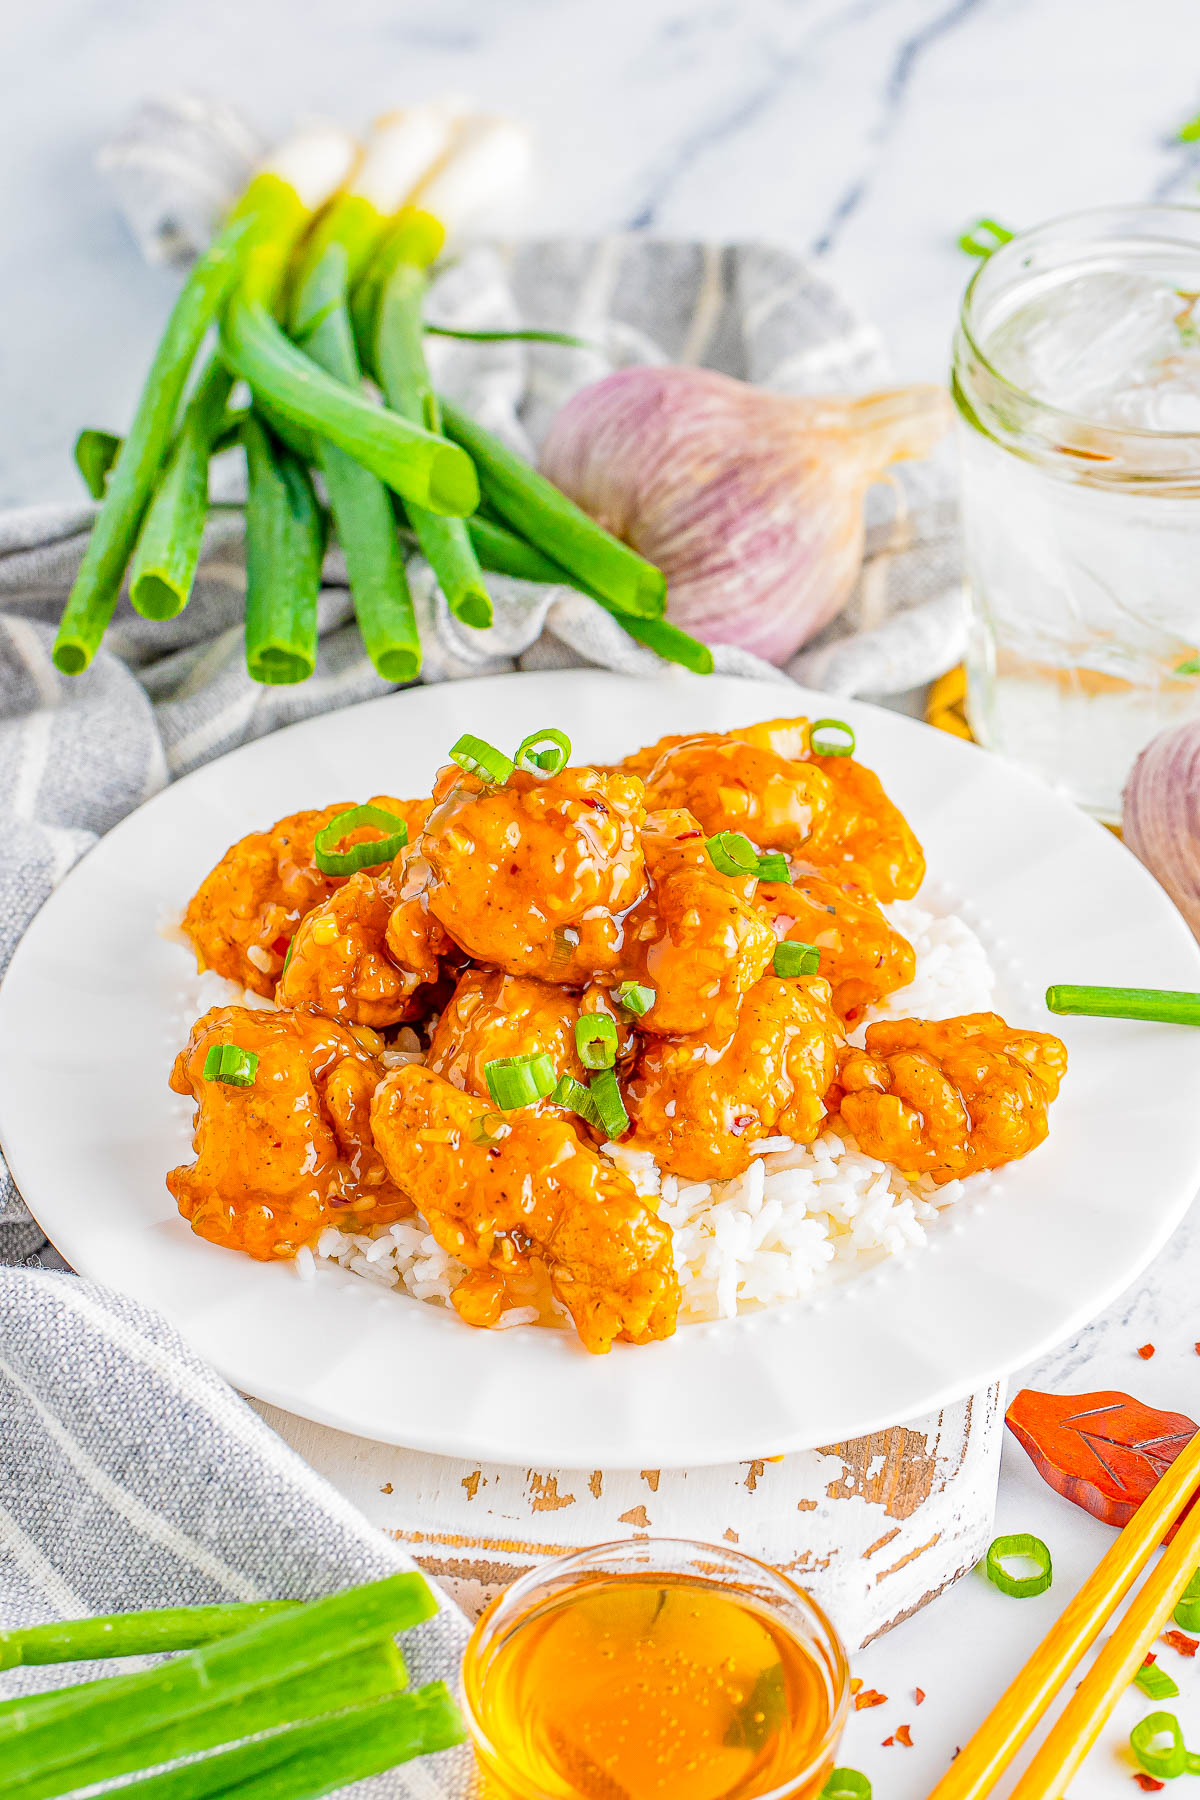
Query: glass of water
952,205,1200,821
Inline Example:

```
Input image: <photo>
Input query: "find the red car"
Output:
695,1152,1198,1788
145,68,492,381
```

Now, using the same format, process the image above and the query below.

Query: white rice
305,899,995,1324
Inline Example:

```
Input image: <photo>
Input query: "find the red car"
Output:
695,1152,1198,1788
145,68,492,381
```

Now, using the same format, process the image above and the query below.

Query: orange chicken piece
410,764,646,985
276,849,449,1029
616,811,777,1037
370,1064,680,1353
627,975,842,1181
168,1005,409,1259
831,1013,1067,1184
756,864,915,1022
181,796,427,997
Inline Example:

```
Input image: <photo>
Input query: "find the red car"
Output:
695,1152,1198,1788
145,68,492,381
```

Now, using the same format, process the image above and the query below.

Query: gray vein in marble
812,0,989,255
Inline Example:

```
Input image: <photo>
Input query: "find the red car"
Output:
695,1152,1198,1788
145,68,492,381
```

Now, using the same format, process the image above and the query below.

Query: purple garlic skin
538,366,951,666
1123,718,1200,940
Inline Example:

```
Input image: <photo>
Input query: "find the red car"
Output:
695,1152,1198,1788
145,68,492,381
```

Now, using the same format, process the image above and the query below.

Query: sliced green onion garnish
515,727,572,775
468,1111,511,1148
449,733,514,786
1181,112,1200,143
705,831,760,877
1174,1568,1200,1632
809,717,856,758
1135,1661,1181,1701
280,935,296,979
958,217,1016,258
589,1067,629,1140
1174,655,1200,676
820,1772,872,1800
484,1053,558,1110
774,941,821,977
1131,1712,1189,1781
551,1074,601,1126
1045,985,1200,1026
313,805,409,877
983,1533,1052,1598
615,982,655,1017
755,851,792,884
575,1013,618,1070
202,1044,259,1088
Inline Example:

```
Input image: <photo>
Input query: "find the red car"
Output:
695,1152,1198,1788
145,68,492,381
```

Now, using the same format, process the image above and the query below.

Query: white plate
3,670,1199,1468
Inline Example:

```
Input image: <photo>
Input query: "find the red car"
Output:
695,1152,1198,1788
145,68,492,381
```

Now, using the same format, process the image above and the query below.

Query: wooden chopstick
927,1424,1200,1800
1010,1487,1200,1799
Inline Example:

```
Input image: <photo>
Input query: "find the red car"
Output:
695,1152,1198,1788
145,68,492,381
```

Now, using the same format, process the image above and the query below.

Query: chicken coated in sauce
831,1013,1068,1184
756,865,915,1022
168,1005,409,1259
370,1064,680,1353
616,811,777,1037
627,975,841,1182
181,796,426,997
427,968,632,1099
277,849,450,1029
411,764,646,985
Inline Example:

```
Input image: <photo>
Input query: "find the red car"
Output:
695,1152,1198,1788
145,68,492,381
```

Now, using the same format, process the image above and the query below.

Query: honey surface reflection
467,1570,842,1800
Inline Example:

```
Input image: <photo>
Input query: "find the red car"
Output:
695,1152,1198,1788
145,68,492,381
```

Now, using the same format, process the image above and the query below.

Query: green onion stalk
241,413,325,684
127,356,234,620
51,125,359,677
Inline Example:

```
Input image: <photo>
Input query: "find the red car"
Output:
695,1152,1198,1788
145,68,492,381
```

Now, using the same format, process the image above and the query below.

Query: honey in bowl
463,1538,850,1800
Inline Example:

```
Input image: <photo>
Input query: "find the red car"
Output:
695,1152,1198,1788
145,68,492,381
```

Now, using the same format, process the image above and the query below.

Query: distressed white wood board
252,1384,1004,1654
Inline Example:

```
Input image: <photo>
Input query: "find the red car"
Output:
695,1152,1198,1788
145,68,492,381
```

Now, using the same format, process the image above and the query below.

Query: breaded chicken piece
756,864,915,1022
624,718,924,902
276,848,449,1029
616,811,777,1037
627,975,842,1182
371,1064,680,1353
181,796,427,997
831,1013,1068,1184
410,764,646,985
168,1005,409,1259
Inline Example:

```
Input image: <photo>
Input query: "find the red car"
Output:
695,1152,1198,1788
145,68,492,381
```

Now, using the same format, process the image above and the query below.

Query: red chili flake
1194,1343,1200,1356
730,1114,757,1136
914,1687,926,1705
1134,1777,1166,1792
1143,1652,1157,1667
271,935,291,956
881,1736,895,1748
1137,1344,1156,1360
675,830,702,840
1162,1629,1199,1658
854,1688,888,1711
895,1725,914,1747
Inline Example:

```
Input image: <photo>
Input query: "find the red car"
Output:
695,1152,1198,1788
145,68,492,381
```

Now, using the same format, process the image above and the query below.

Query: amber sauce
471,1572,836,1800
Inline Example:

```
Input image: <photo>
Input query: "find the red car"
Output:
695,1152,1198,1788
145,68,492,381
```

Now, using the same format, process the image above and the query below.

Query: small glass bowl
461,1535,851,1800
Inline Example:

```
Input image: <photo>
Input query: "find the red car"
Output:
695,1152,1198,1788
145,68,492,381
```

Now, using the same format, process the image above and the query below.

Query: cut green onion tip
74,429,122,501
589,1066,629,1140
615,982,655,1017
202,1043,259,1088
809,717,856,758
774,941,821,978
575,1013,618,1070
515,727,572,776
1131,1711,1189,1781
1045,985,1200,1026
820,1771,871,1800
983,1532,1053,1598
449,733,514,786
551,1074,601,1127
313,805,409,877
484,1053,558,1111
1135,1661,1180,1701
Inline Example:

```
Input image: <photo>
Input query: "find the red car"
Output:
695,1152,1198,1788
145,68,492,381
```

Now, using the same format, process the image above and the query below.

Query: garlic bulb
1123,719,1200,939
538,367,951,665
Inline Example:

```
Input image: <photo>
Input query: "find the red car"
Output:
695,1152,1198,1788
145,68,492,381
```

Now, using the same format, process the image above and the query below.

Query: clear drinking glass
461,1536,851,1800
951,205,1200,821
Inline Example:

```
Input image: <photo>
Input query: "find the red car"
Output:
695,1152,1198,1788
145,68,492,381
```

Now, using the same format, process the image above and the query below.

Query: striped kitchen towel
0,96,962,1263
0,1265,476,1795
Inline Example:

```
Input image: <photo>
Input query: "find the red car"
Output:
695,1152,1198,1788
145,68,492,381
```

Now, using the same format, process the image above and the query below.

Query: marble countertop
8,0,1200,1791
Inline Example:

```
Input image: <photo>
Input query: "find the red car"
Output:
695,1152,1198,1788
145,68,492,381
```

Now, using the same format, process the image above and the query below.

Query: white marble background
5,0,1200,1792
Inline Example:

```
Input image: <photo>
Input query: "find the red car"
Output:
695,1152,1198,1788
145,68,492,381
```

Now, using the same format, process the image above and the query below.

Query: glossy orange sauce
467,1572,840,1800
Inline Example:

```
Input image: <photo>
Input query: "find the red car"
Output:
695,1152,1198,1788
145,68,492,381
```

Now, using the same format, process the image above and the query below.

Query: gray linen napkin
0,1266,474,1795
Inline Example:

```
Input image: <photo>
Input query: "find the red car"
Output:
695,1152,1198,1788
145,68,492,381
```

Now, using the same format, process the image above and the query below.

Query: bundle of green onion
0,1574,463,1798
56,106,712,686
